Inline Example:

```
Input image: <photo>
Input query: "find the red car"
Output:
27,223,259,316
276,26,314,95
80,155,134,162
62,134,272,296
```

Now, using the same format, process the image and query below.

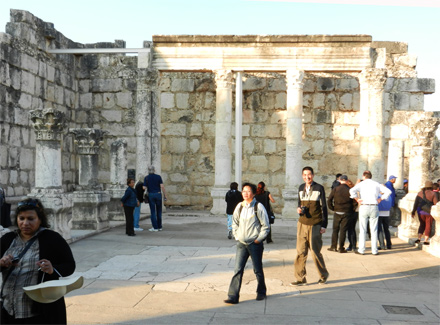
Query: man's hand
297,207,302,214
320,227,326,234
254,239,260,244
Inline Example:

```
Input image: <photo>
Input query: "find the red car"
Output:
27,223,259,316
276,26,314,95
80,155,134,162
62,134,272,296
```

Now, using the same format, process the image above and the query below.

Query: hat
388,175,397,180
403,179,408,184
339,175,348,181
23,276,83,303
423,181,433,189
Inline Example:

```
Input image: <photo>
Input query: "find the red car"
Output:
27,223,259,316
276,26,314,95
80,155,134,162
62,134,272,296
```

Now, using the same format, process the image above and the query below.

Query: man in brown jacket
327,175,355,253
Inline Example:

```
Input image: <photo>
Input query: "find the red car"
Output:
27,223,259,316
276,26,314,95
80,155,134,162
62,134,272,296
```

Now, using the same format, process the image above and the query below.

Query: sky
0,0,439,110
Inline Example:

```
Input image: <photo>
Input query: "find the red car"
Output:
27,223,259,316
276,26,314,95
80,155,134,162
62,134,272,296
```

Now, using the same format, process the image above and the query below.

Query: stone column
29,108,73,240
210,69,233,215
70,128,110,230
358,69,387,181
235,71,243,189
282,69,304,219
387,140,405,226
107,139,128,221
398,113,440,241
29,108,64,189
136,69,159,177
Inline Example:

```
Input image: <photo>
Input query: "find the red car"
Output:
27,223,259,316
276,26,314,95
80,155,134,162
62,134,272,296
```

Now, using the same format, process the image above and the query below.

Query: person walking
411,181,438,245
349,171,391,255
224,183,270,304
143,166,167,232
255,181,276,243
290,166,329,286
327,175,355,253
225,182,243,240
133,174,144,232
121,178,139,237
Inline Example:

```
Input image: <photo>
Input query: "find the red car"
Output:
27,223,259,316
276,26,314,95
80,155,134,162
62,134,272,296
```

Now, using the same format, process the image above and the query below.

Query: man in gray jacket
224,182,270,304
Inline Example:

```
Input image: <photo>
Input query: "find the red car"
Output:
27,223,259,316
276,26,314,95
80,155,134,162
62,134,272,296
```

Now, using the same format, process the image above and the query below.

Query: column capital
286,69,305,88
359,68,387,89
409,112,440,147
29,108,66,141
70,128,108,155
214,69,233,89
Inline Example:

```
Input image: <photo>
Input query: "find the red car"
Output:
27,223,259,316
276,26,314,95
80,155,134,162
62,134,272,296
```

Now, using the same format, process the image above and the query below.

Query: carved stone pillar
29,108,73,240
70,128,110,230
398,113,440,241
358,69,387,181
211,69,233,215
282,70,304,219
29,108,65,189
136,69,159,176
107,139,128,221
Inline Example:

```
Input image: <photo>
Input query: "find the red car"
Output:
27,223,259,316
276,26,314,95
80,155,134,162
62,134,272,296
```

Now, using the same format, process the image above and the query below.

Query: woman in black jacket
0,198,75,324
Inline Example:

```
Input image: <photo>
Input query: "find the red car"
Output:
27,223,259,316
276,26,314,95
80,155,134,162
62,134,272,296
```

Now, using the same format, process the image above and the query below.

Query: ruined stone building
1,10,440,255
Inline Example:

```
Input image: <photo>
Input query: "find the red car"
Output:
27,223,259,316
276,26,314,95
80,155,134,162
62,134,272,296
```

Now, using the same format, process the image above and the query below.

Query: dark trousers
148,193,162,230
347,212,358,250
330,212,351,250
123,205,135,235
378,216,392,249
227,241,266,301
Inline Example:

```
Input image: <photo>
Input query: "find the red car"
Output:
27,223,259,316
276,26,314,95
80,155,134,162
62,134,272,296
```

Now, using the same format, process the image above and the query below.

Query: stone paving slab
66,213,439,324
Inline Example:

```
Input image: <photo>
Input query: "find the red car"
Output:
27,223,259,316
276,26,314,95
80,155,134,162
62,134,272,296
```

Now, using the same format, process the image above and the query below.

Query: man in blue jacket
378,175,397,249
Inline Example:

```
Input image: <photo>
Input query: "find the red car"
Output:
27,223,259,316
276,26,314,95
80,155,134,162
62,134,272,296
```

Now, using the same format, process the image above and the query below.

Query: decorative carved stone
409,112,440,147
29,108,66,141
70,128,108,155
214,69,233,89
359,68,387,90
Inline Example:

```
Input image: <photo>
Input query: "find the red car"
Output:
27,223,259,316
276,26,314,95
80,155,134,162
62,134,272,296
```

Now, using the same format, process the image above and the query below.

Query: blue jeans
227,214,233,231
133,203,141,228
227,241,266,302
358,206,379,254
148,193,162,229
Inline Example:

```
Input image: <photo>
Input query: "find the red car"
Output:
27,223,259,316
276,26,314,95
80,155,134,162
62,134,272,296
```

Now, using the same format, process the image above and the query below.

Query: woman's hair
242,182,257,194
127,178,134,186
15,198,50,228
256,181,265,195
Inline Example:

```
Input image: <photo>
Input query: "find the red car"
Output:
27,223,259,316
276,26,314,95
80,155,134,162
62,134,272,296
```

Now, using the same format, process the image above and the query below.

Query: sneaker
228,230,232,239
148,228,158,232
423,241,430,245
414,239,421,244
318,277,328,285
289,280,307,286
134,227,143,232
158,228,163,231
354,250,364,255
346,247,352,252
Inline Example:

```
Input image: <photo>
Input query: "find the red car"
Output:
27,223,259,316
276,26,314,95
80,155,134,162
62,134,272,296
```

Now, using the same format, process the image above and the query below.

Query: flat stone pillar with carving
70,128,110,230
29,108,73,240
107,139,128,221
282,70,304,219
398,114,440,243
358,69,387,181
210,70,233,215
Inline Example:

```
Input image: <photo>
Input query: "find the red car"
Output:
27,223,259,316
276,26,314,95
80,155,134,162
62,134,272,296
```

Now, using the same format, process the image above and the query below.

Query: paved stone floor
66,213,439,324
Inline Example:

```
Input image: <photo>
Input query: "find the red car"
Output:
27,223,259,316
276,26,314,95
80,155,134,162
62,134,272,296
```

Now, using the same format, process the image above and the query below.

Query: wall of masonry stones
1,10,439,213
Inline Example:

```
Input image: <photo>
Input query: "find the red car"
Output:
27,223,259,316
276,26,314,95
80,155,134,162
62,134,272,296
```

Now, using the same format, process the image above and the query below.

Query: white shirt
349,179,391,205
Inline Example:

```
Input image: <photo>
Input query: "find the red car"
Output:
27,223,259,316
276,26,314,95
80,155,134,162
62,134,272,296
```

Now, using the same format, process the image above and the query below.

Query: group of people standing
120,166,167,236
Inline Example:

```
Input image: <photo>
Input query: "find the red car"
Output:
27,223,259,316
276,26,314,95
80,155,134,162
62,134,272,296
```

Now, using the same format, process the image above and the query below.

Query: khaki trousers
294,222,329,281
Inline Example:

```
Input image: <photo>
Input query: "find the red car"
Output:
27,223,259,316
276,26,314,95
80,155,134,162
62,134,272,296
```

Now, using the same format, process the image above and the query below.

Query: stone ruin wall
1,9,439,214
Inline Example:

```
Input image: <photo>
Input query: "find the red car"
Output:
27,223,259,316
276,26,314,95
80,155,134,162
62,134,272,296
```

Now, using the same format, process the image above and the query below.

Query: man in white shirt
349,170,391,255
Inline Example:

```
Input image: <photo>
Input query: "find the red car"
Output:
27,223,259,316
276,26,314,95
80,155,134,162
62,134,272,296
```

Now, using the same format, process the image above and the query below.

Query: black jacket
1,229,76,324
225,190,243,215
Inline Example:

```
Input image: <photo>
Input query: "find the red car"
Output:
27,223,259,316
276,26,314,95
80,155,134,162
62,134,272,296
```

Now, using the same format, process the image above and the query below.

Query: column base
30,189,73,241
397,193,419,241
107,188,126,221
282,188,299,220
72,191,111,230
210,187,229,215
